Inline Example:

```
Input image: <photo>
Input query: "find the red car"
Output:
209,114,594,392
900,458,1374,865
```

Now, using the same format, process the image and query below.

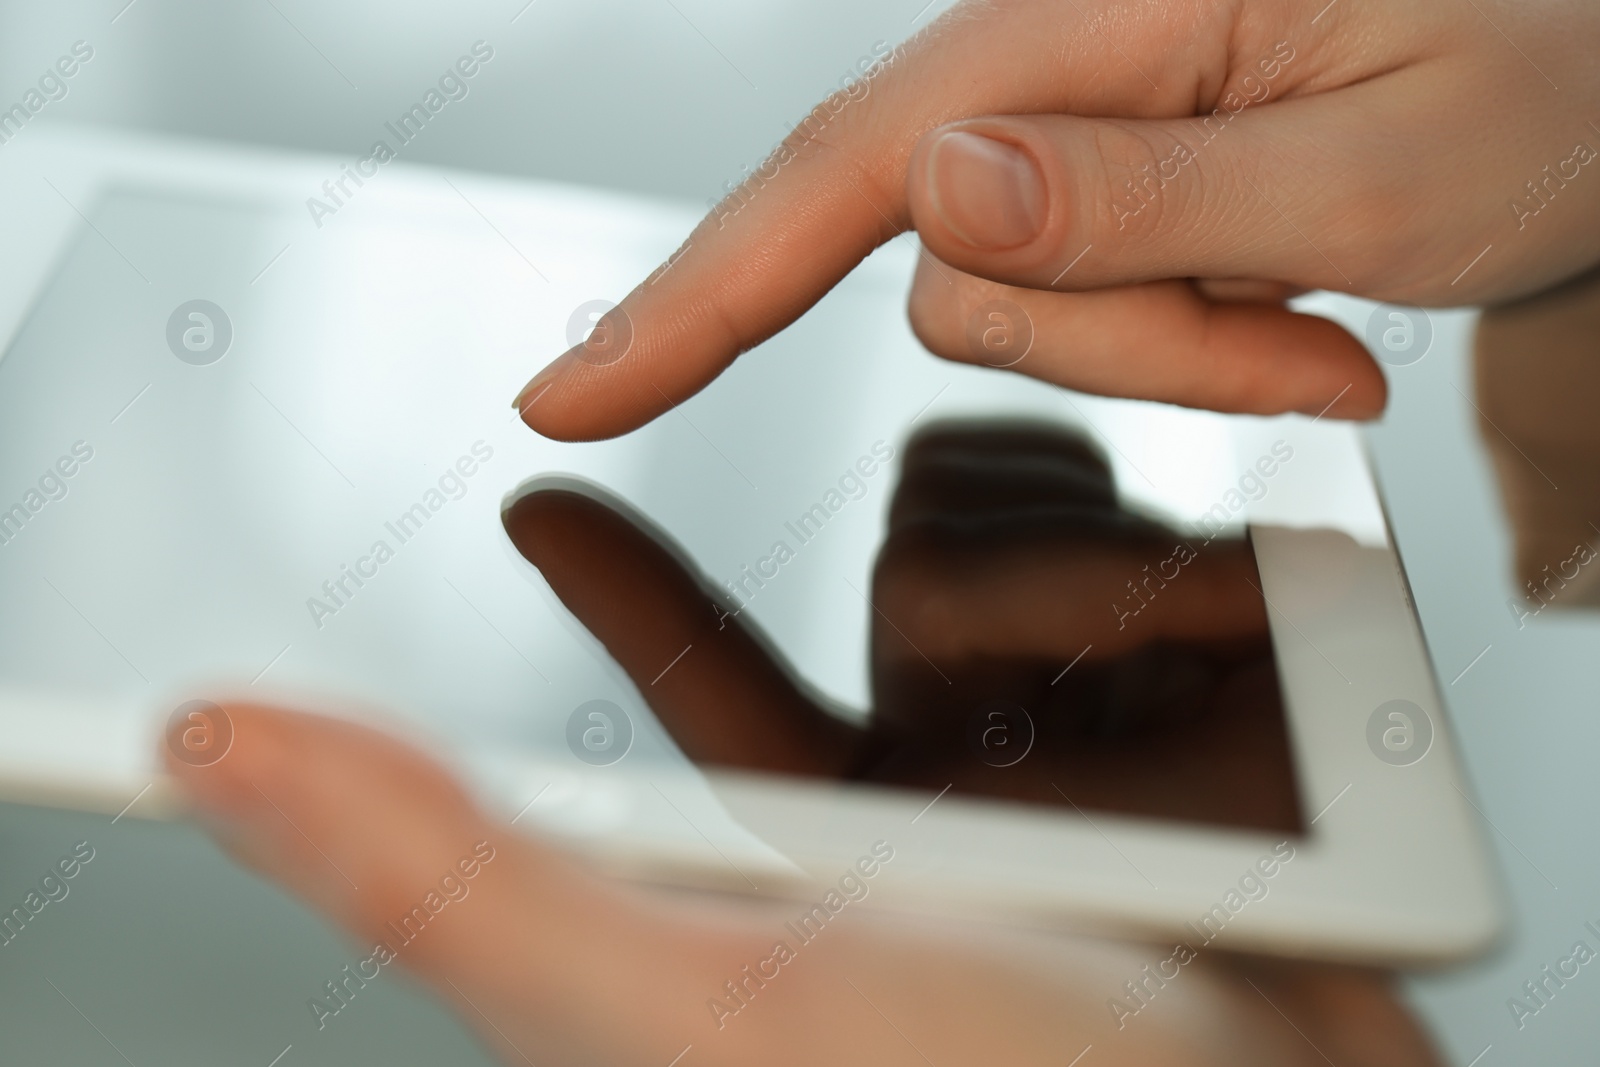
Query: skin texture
513,0,1600,438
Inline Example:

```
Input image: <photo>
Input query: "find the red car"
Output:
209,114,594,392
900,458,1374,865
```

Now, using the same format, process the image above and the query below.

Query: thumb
906,92,1402,293
161,704,745,1064
899,94,1429,417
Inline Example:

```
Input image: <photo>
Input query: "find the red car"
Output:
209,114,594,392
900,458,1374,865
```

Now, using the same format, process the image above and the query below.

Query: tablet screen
503,420,1305,837
0,186,1345,846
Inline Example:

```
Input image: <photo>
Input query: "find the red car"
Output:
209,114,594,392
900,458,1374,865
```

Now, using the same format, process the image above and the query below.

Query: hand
513,0,1600,439
165,704,1441,1067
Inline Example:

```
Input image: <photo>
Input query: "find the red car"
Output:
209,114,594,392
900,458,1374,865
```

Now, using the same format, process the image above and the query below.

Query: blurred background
0,1,1598,1064
0,0,946,205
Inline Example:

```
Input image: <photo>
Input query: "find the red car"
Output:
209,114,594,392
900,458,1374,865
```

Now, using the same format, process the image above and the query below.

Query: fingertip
516,363,675,443
1290,315,1389,421
513,348,598,441
515,299,642,434
1298,375,1388,421
161,702,290,817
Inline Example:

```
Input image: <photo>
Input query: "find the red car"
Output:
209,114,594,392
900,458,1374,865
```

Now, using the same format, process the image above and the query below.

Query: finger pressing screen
512,0,1251,440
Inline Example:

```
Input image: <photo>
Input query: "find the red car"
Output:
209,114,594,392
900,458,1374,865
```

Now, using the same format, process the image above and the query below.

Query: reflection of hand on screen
1475,267,1600,615
505,421,1303,832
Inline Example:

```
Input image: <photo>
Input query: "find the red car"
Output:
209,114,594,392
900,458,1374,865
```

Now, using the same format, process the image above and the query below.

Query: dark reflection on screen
507,420,1305,836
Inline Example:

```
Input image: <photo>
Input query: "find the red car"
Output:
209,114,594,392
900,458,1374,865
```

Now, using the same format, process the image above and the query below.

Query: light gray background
0,1,1596,1065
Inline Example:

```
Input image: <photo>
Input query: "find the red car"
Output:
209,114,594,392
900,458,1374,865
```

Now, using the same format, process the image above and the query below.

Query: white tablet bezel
461,448,1504,968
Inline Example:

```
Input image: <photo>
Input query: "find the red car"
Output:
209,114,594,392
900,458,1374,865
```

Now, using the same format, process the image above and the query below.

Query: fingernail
513,347,579,416
927,131,1046,250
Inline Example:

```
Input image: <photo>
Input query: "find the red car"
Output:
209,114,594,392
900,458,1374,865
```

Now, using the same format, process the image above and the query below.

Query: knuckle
908,267,1017,364
1082,120,1208,253
1236,142,1412,291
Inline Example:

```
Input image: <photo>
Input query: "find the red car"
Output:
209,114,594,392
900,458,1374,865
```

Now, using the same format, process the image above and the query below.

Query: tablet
0,175,1502,966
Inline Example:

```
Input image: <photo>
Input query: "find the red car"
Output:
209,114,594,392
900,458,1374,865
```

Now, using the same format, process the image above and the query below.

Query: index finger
513,1,1238,440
